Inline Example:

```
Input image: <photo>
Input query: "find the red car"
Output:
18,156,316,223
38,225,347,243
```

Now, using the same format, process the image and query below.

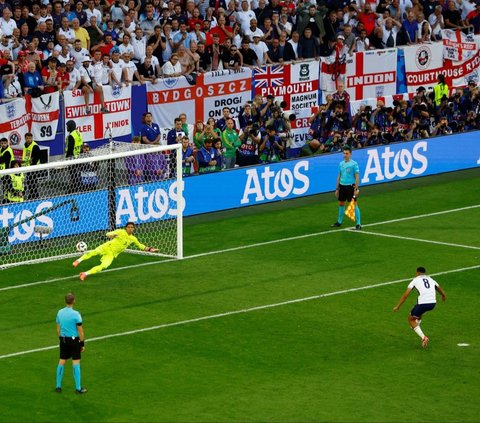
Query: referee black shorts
59,337,82,360
338,184,355,202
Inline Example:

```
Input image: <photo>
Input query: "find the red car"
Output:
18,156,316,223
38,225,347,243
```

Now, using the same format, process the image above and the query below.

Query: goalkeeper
73,222,158,281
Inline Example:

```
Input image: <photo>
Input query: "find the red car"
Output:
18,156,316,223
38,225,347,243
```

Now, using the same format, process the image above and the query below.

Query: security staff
22,132,41,199
433,73,449,107
65,120,84,193
55,292,87,394
65,120,83,159
4,161,24,203
0,137,14,204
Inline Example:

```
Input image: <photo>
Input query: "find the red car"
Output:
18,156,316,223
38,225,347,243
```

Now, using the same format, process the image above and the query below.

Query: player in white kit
393,267,446,348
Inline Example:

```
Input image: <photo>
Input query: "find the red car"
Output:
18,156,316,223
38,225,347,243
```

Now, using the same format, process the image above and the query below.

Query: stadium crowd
0,0,479,178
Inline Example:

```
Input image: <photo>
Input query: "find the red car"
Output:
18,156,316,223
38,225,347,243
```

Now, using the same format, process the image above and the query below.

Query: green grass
0,169,479,422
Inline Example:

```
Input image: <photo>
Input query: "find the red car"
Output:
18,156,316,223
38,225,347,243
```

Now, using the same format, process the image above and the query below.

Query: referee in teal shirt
331,146,362,230
55,293,87,394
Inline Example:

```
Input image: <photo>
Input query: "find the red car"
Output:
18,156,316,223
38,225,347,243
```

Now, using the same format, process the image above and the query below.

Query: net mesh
0,142,182,269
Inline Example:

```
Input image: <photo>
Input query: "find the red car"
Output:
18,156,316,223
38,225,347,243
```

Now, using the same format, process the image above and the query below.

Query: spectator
207,14,233,44
23,62,44,97
444,0,467,29
41,57,60,94
56,62,70,92
297,5,326,43
288,30,300,58
141,112,161,145
382,17,402,47
181,135,195,176
137,56,158,84
176,44,195,75
250,33,270,65
71,39,90,69
353,2,380,37
0,8,17,37
222,42,243,69
74,1,88,26
254,0,272,27
87,16,104,47
297,27,320,59
244,17,264,41
237,0,257,34
401,11,419,45
196,138,217,173
429,6,445,41
167,117,186,145
131,27,147,64
221,118,241,169
193,120,207,149
121,52,141,85
72,18,91,50
79,55,109,113
466,1,480,33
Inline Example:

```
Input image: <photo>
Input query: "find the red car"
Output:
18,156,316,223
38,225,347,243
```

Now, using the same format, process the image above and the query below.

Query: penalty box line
0,203,479,293
0,263,479,361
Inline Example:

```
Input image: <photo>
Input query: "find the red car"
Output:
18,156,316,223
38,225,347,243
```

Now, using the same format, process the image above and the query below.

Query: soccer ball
76,241,88,253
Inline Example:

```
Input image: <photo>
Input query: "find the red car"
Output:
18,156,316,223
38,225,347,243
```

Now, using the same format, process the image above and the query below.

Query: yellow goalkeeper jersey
102,229,146,257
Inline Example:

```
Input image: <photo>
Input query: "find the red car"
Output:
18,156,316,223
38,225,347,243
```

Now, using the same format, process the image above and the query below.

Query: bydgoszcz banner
30,91,60,142
0,98,29,150
442,29,477,62
63,85,132,141
147,68,252,128
254,61,319,110
403,39,480,92
345,48,398,101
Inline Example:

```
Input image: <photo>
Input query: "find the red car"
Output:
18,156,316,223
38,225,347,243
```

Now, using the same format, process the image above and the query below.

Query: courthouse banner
63,85,132,142
30,91,60,142
345,49,397,101
147,68,252,127
254,61,319,110
0,98,29,150
403,40,480,92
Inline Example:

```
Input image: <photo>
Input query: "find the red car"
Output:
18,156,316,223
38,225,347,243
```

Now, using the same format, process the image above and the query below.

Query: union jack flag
254,65,285,88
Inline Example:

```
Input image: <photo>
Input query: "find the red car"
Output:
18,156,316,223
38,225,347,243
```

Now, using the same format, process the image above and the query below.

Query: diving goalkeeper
73,222,158,281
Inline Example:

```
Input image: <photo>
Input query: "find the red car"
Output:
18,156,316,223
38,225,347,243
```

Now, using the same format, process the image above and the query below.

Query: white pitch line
1,203,479,293
1,263,478,360
351,230,480,250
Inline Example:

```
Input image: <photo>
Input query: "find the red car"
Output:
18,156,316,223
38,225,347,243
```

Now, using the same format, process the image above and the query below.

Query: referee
331,146,362,230
55,293,87,394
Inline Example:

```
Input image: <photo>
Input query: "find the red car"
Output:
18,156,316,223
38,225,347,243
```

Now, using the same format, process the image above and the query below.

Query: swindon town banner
30,91,60,142
254,61,319,110
0,98,29,150
63,85,132,142
344,49,397,101
147,69,252,128
403,39,480,92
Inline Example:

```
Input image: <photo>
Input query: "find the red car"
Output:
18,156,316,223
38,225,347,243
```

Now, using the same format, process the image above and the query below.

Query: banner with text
147,69,252,128
345,49,398,101
0,98,29,150
63,85,132,141
254,61,319,110
30,91,60,142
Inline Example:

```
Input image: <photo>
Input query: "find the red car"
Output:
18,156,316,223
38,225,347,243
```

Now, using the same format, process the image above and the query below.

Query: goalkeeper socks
355,206,361,225
413,325,426,339
56,364,64,388
73,364,81,391
338,206,345,224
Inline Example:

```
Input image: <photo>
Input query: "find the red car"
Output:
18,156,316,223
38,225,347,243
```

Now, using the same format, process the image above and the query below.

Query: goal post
0,142,183,269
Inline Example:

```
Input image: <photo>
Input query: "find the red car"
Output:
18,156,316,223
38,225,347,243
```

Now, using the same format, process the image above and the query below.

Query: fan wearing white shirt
250,34,270,65
0,8,17,37
78,56,110,114
393,266,446,349
118,34,135,56
110,49,126,85
161,53,182,77
131,27,147,63
121,52,141,85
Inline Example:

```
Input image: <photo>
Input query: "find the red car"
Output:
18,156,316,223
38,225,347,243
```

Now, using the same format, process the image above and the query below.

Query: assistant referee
55,293,87,394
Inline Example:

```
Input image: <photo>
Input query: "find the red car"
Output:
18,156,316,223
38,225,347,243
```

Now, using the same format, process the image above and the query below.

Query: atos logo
116,182,184,224
241,161,310,205
361,142,428,183
1,202,54,243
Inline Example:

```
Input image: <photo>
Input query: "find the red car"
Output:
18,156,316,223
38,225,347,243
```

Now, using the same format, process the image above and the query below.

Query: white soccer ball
76,241,88,253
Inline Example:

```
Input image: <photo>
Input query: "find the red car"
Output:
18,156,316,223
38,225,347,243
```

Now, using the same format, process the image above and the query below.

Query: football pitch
0,168,479,423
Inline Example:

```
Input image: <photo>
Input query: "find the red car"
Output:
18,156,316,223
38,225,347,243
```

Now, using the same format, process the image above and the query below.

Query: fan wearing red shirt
41,57,60,94
353,2,380,36
206,15,233,45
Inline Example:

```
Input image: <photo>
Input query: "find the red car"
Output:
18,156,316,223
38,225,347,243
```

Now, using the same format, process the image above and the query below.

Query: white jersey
408,275,439,304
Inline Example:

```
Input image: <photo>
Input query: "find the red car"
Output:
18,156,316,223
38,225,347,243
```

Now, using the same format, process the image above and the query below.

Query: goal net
0,142,183,269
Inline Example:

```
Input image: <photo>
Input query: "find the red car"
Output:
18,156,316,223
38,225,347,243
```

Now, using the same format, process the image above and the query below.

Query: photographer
370,100,389,131
308,105,328,143
237,120,262,167
392,100,410,129
265,104,293,159
407,118,430,140
431,116,452,136
259,125,283,163
365,126,383,146
325,101,351,134
351,105,372,146
323,131,344,153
